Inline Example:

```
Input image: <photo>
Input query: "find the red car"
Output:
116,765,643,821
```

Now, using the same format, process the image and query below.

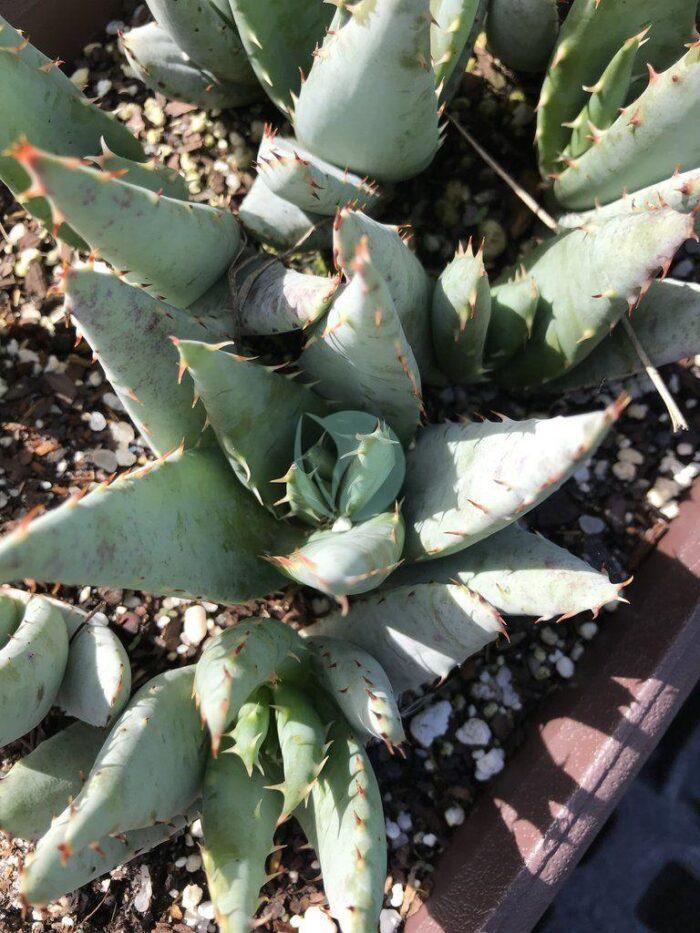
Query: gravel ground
0,9,699,933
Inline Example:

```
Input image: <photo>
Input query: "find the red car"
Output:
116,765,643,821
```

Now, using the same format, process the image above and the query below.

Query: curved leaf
487,0,558,73
270,510,405,599
122,22,262,109
55,667,205,856
0,597,69,747
56,624,131,727
303,583,504,695
272,683,328,816
10,144,242,309
22,809,193,906
194,619,308,753
229,251,339,336
295,0,440,182
256,130,381,215
294,719,386,933
308,636,405,747
177,339,327,508
202,750,283,933
238,176,329,251
546,278,700,393
146,0,257,85
491,208,692,388
389,523,623,620
65,267,215,456
229,0,333,112
0,448,297,604
229,686,271,776
402,402,622,560
333,209,436,380
299,245,422,443
0,722,106,840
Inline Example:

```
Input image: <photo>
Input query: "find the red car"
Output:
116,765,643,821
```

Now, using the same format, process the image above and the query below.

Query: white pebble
385,819,401,841
612,461,636,481
397,811,412,832
181,884,203,910
618,447,644,465
95,78,112,97
103,391,125,411
475,747,505,782
647,477,681,508
676,442,694,457
379,909,402,933
198,902,216,921
674,463,699,488
578,514,605,535
110,420,135,445
409,700,452,748
389,882,404,908
185,853,202,872
660,501,680,520
539,626,559,646
70,67,89,89
455,718,491,746
555,656,575,679
299,905,337,933
87,448,118,472
578,621,598,641
421,833,438,847
183,605,208,646
627,403,648,420
132,865,152,914
115,448,137,468
444,805,465,827
86,411,106,431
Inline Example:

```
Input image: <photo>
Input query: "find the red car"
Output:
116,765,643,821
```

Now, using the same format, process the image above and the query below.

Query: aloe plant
536,0,699,212
0,11,672,932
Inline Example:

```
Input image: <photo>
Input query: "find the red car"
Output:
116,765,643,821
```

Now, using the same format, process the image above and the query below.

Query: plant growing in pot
0,2,698,930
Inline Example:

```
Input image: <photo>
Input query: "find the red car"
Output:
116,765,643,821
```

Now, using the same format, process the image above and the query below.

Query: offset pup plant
0,5,692,931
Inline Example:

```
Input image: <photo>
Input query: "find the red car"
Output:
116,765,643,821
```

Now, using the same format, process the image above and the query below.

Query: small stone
70,67,89,89
88,411,107,432
421,833,438,847
110,421,135,445
555,656,575,679
410,700,452,748
132,865,152,914
647,477,681,509
479,218,507,260
185,853,202,872
660,501,680,520
612,461,636,481
674,462,699,488
475,747,505,782
299,905,336,933
95,78,112,97
455,717,491,746
578,621,598,641
397,811,412,831
570,643,585,662
444,805,465,827
389,882,403,908
627,403,648,420
578,514,605,535
181,884,203,911
87,448,118,472
183,605,208,646
618,447,644,465
539,626,559,646
385,819,401,840
379,909,402,933
198,902,216,921
103,391,125,411
676,442,694,457
115,448,137,468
